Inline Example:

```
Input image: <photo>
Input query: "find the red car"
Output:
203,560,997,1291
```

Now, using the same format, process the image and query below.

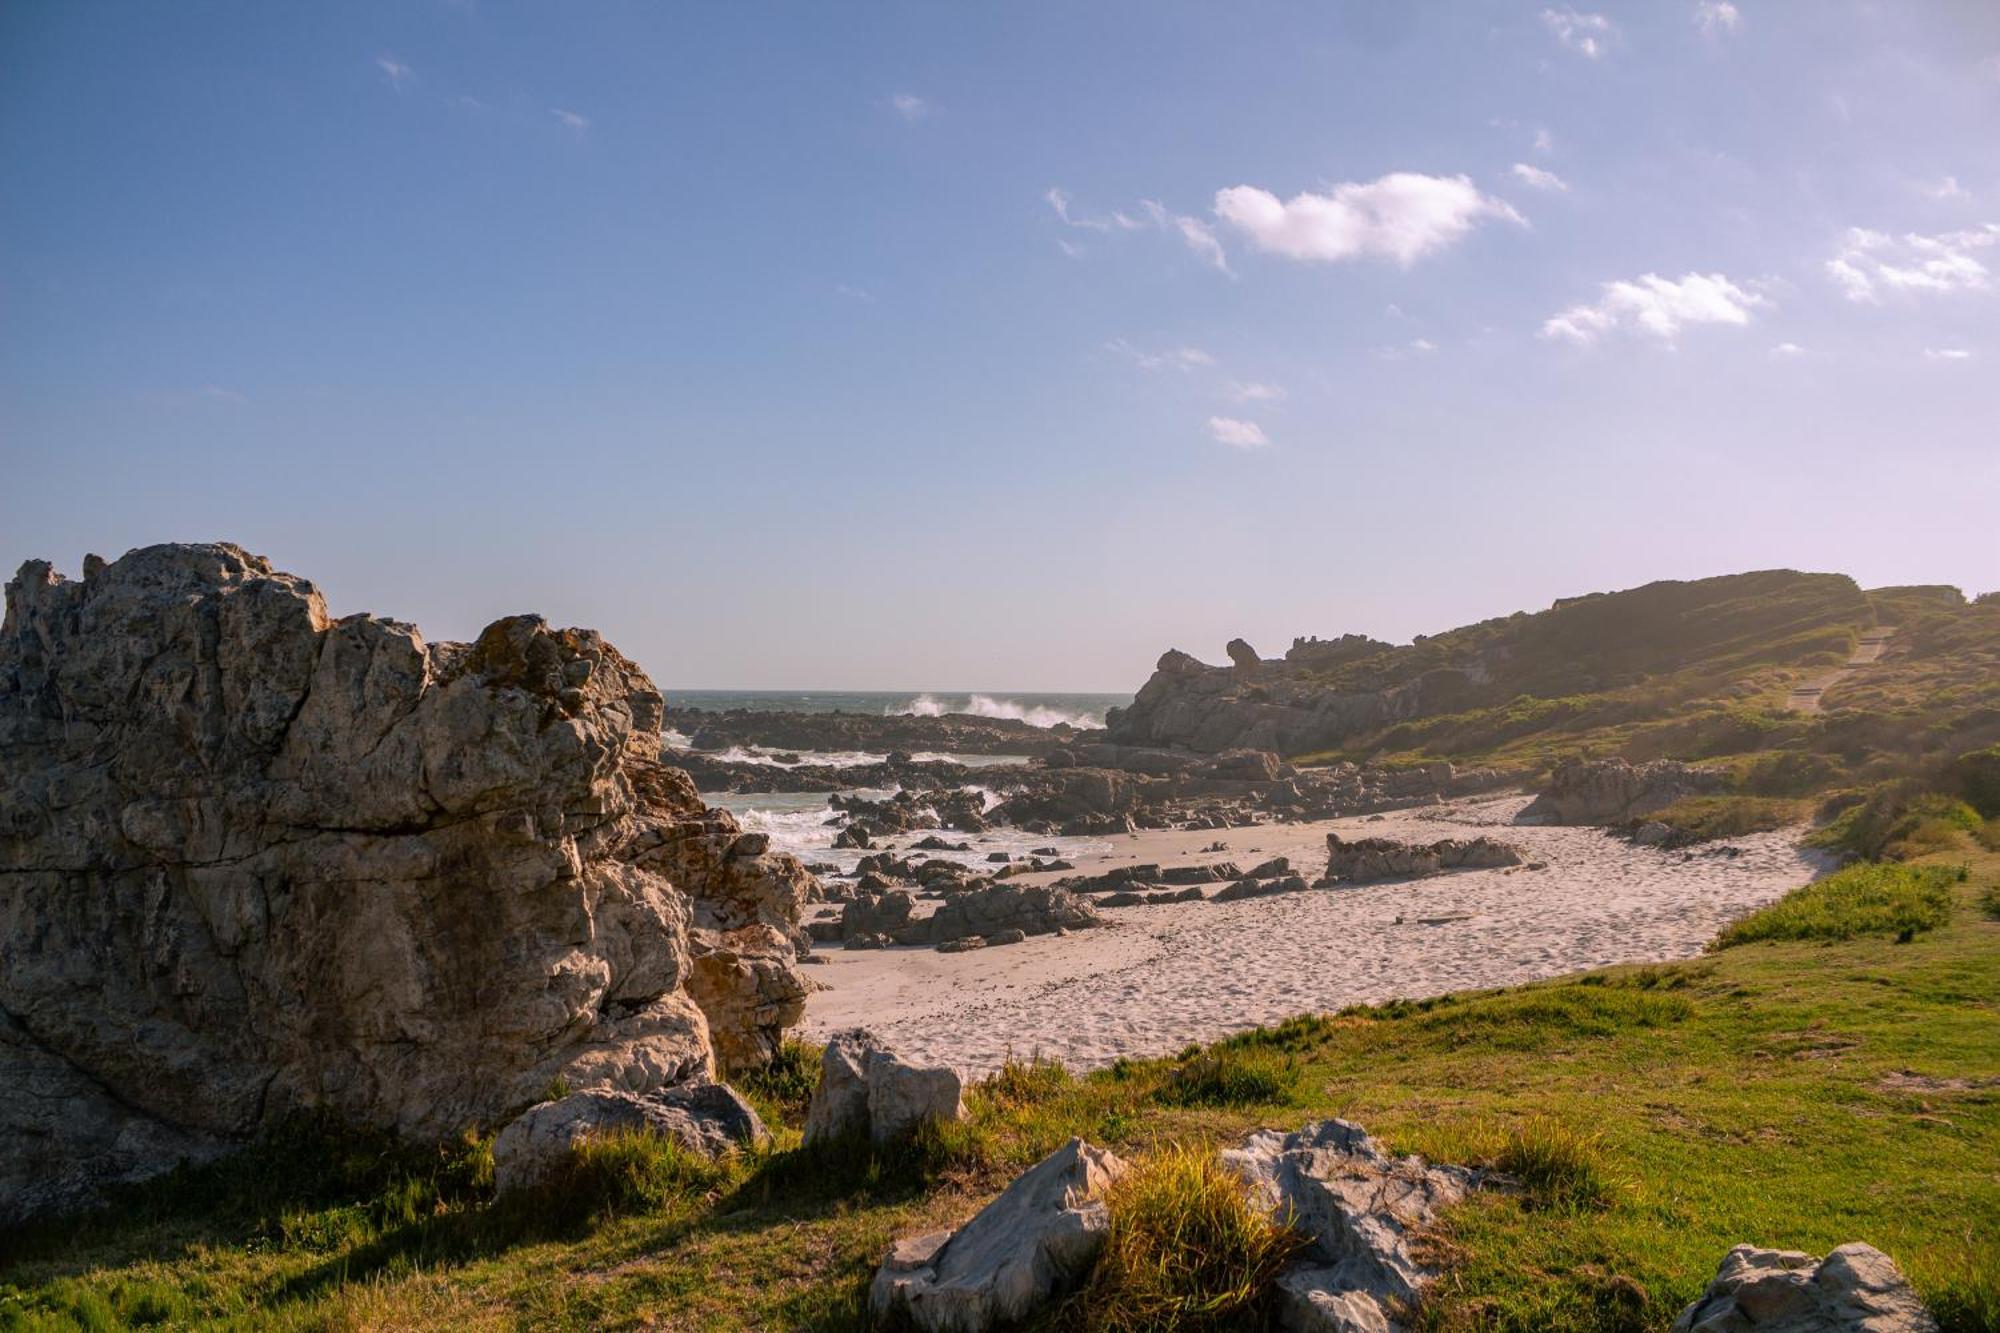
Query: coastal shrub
1980,882,2000,920
1948,745,2000,816
1495,1120,1618,1212
738,1038,822,1121
1155,1048,1302,1109
1637,795,1804,845
1808,785,1981,860
1065,1144,1304,1332
1737,750,1843,797
1714,862,1964,948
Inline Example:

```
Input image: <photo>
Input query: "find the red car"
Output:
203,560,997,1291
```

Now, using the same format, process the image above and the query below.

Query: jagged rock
803,1029,966,1147
871,1138,1127,1332
0,543,810,1224
491,1082,769,1195
1323,834,1522,884
685,925,811,1074
1214,875,1312,902
926,882,1103,944
841,889,917,943
1227,638,1263,670
1222,1120,1486,1333
1517,757,1729,826
1671,1243,1936,1333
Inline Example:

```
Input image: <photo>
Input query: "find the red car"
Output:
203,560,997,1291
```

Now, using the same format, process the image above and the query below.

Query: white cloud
1378,337,1439,359
1769,342,1807,357
891,93,930,122
834,283,876,302
1541,8,1614,58
1826,225,1999,301
1214,173,1522,267
1408,337,1438,353
1207,416,1269,449
1924,347,1974,361
1923,176,1970,201
1694,2,1740,37
1541,272,1769,344
1143,200,1231,273
1229,380,1285,402
376,55,414,87
1511,162,1569,192
1055,238,1085,259
1106,339,1215,372
551,107,590,135
1045,188,1143,234
1534,127,1555,153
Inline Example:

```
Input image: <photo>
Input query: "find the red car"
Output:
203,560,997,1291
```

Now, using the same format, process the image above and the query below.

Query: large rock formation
0,543,813,1224
1516,756,1729,826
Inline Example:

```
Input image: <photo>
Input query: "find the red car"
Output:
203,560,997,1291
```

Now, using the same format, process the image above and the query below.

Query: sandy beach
801,793,1830,1075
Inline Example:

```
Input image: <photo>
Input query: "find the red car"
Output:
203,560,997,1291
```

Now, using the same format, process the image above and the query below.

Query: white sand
800,794,1829,1075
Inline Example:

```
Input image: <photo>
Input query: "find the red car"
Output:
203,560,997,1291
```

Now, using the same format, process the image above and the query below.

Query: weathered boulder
1227,638,1263,670
871,1138,1127,1332
1323,834,1523,883
0,544,811,1224
1517,757,1729,826
802,1029,966,1147
491,1082,769,1195
926,882,1103,945
1221,1119,1486,1333
1670,1243,1937,1333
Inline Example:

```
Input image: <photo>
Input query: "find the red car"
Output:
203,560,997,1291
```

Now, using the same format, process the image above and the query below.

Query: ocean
661,690,1129,730
662,690,1133,874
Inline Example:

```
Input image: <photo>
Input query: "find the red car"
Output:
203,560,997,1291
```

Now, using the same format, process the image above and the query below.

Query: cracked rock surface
0,543,812,1224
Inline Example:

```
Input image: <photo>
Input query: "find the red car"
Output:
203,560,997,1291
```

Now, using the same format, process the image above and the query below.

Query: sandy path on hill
1786,627,1896,713
800,793,1829,1076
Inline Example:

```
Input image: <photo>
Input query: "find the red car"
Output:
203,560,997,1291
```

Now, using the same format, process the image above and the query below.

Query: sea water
665,690,1132,873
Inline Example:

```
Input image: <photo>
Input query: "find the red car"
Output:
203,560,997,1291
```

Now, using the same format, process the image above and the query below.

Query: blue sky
3,2,1997,690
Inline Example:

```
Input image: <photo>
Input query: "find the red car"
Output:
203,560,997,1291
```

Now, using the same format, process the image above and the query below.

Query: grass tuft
521,1129,731,1231
1155,1048,1302,1109
1494,1119,1619,1213
1064,1144,1305,1332
1714,861,1965,948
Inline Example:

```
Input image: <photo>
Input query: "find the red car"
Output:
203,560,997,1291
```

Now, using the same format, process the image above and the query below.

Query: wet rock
871,1138,1127,1332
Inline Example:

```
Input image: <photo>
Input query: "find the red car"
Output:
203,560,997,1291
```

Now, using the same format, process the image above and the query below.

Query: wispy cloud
1542,272,1768,344
199,384,249,404
1770,342,1807,357
1106,338,1215,372
376,55,414,88
1694,2,1741,38
834,283,876,302
1207,416,1269,449
1214,173,1522,267
1924,176,1970,201
1229,380,1285,402
891,93,930,122
1045,188,1144,234
1826,225,1998,301
1055,238,1085,259
551,107,590,136
1541,7,1614,58
1143,200,1231,274
1511,162,1569,192
1534,127,1555,153
1924,346,1974,361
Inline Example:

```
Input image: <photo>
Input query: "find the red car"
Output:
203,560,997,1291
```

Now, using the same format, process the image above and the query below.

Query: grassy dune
4,850,1996,1331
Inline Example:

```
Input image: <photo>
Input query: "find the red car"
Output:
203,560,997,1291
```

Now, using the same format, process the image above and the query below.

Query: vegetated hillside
1110,569,2000,791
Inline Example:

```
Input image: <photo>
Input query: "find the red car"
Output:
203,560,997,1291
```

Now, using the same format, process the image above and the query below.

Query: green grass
1060,1144,1303,1332
4,855,1997,1331
1714,861,1966,947
1154,1048,1302,1109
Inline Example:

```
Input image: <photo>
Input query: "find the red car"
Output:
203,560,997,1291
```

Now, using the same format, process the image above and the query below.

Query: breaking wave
891,693,1108,730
